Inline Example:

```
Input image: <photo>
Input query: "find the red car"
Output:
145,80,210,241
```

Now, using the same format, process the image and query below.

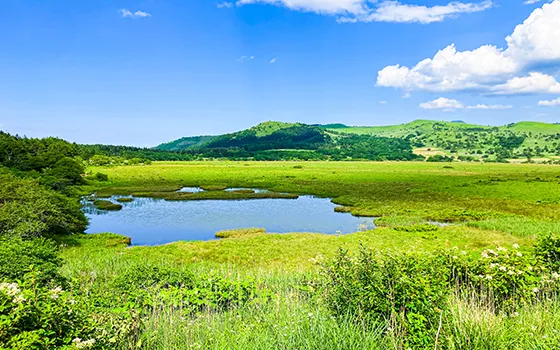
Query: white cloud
217,2,234,8
347,1,493,24
524,0,541,4
377,0,560,95
401,92,411,98
420,97,513,110
235,0,492,23
379,100,387,104
120,9,133,18
466,104,513,109
134,10,151,17
420,97,464,110
493,72,560,94
270,57,277,63
538,97,560,106
120,9,151,18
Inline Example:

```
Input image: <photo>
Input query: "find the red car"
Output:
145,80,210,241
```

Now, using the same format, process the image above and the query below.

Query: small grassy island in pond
93,199,122,211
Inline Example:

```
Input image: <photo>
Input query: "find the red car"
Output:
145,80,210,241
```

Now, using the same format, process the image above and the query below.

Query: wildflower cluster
0,273,105,349
468,244,560,310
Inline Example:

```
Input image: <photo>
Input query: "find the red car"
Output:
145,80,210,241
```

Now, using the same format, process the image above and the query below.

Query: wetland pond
83,188,375,245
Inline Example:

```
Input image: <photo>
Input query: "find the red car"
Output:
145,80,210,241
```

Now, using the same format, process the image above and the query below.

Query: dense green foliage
156,122,420,161
332,119,560,162
0,237,62,284
322,244,560,348
0,173,87,238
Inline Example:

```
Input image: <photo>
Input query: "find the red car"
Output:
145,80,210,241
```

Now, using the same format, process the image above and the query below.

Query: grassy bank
59,161,560,348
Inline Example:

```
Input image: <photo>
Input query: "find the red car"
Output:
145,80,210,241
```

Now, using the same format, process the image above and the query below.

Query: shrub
0,273,103,350
94,172,108,181
463,245,560,311
0,173,88,238
0,237,62,285
112,263,264,313
535,233,560,272
426,155,454,162
321,247,452,348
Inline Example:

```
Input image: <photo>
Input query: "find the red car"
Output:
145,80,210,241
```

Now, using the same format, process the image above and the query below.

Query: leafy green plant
321,246,452,348
0,237,62,285
535,233,560,272
0,273,102,350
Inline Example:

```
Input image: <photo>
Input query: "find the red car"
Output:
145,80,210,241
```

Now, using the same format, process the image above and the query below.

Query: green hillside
329,120,560,162
156,135,216,152
156,120,560,163
156,121,419,161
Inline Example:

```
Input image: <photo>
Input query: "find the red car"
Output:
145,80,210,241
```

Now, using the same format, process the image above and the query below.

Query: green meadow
42,161,558,348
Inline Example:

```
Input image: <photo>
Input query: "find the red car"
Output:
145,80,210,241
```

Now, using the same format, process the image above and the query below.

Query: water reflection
84,194,376,246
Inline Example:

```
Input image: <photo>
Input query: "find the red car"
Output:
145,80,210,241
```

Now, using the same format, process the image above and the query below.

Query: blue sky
0,0,559,146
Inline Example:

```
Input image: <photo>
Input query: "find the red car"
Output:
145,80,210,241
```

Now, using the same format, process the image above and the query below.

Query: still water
84,193,375,246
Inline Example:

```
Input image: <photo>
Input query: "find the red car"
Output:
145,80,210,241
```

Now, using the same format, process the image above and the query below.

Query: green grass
93,199,122,211
63,161,560,348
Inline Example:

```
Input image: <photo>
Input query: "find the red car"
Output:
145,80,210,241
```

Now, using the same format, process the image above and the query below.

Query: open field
47,160,560,348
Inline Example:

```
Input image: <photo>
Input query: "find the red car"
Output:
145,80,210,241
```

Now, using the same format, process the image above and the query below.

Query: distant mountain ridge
155,120,560,162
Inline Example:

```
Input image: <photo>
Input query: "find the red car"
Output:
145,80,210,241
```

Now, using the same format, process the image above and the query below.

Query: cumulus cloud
120,9,151,18
234,0,492,23
538,97,560,106
377,0,560,95
420,97,464,110
420,97,513,110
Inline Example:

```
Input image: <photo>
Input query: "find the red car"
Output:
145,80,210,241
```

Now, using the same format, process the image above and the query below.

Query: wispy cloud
269,57,277,64
237,55,255,62
234,1,492,24
524,0,541,4
217,2,234,8
120,9,151,18
420,97,512,111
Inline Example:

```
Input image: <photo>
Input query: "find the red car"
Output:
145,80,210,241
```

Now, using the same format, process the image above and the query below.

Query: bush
0,273,106,350
535,233,560,272
426,155,454,162
321,247,452,348
112,263,264,313
94,172,108,181
0,237,62,285
0,173,88,238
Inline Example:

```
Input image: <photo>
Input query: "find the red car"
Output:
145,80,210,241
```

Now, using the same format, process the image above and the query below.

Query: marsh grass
215,228,266,239
93,199,122,211
69,161,560,348
467,216,560,238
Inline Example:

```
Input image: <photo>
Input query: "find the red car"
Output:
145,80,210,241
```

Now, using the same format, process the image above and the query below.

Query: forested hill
154,121,420,161
325,120,560,162
156,120,560,162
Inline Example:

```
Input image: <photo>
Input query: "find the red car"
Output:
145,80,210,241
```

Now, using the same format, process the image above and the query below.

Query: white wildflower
532,288,540,293
0,283,20,296
481,251,489,258
497,247,507,252
12,294,25,304
486,275,493,280
516,252,523,257
513,244,520,249
50,286,63,300
499,266,507,272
